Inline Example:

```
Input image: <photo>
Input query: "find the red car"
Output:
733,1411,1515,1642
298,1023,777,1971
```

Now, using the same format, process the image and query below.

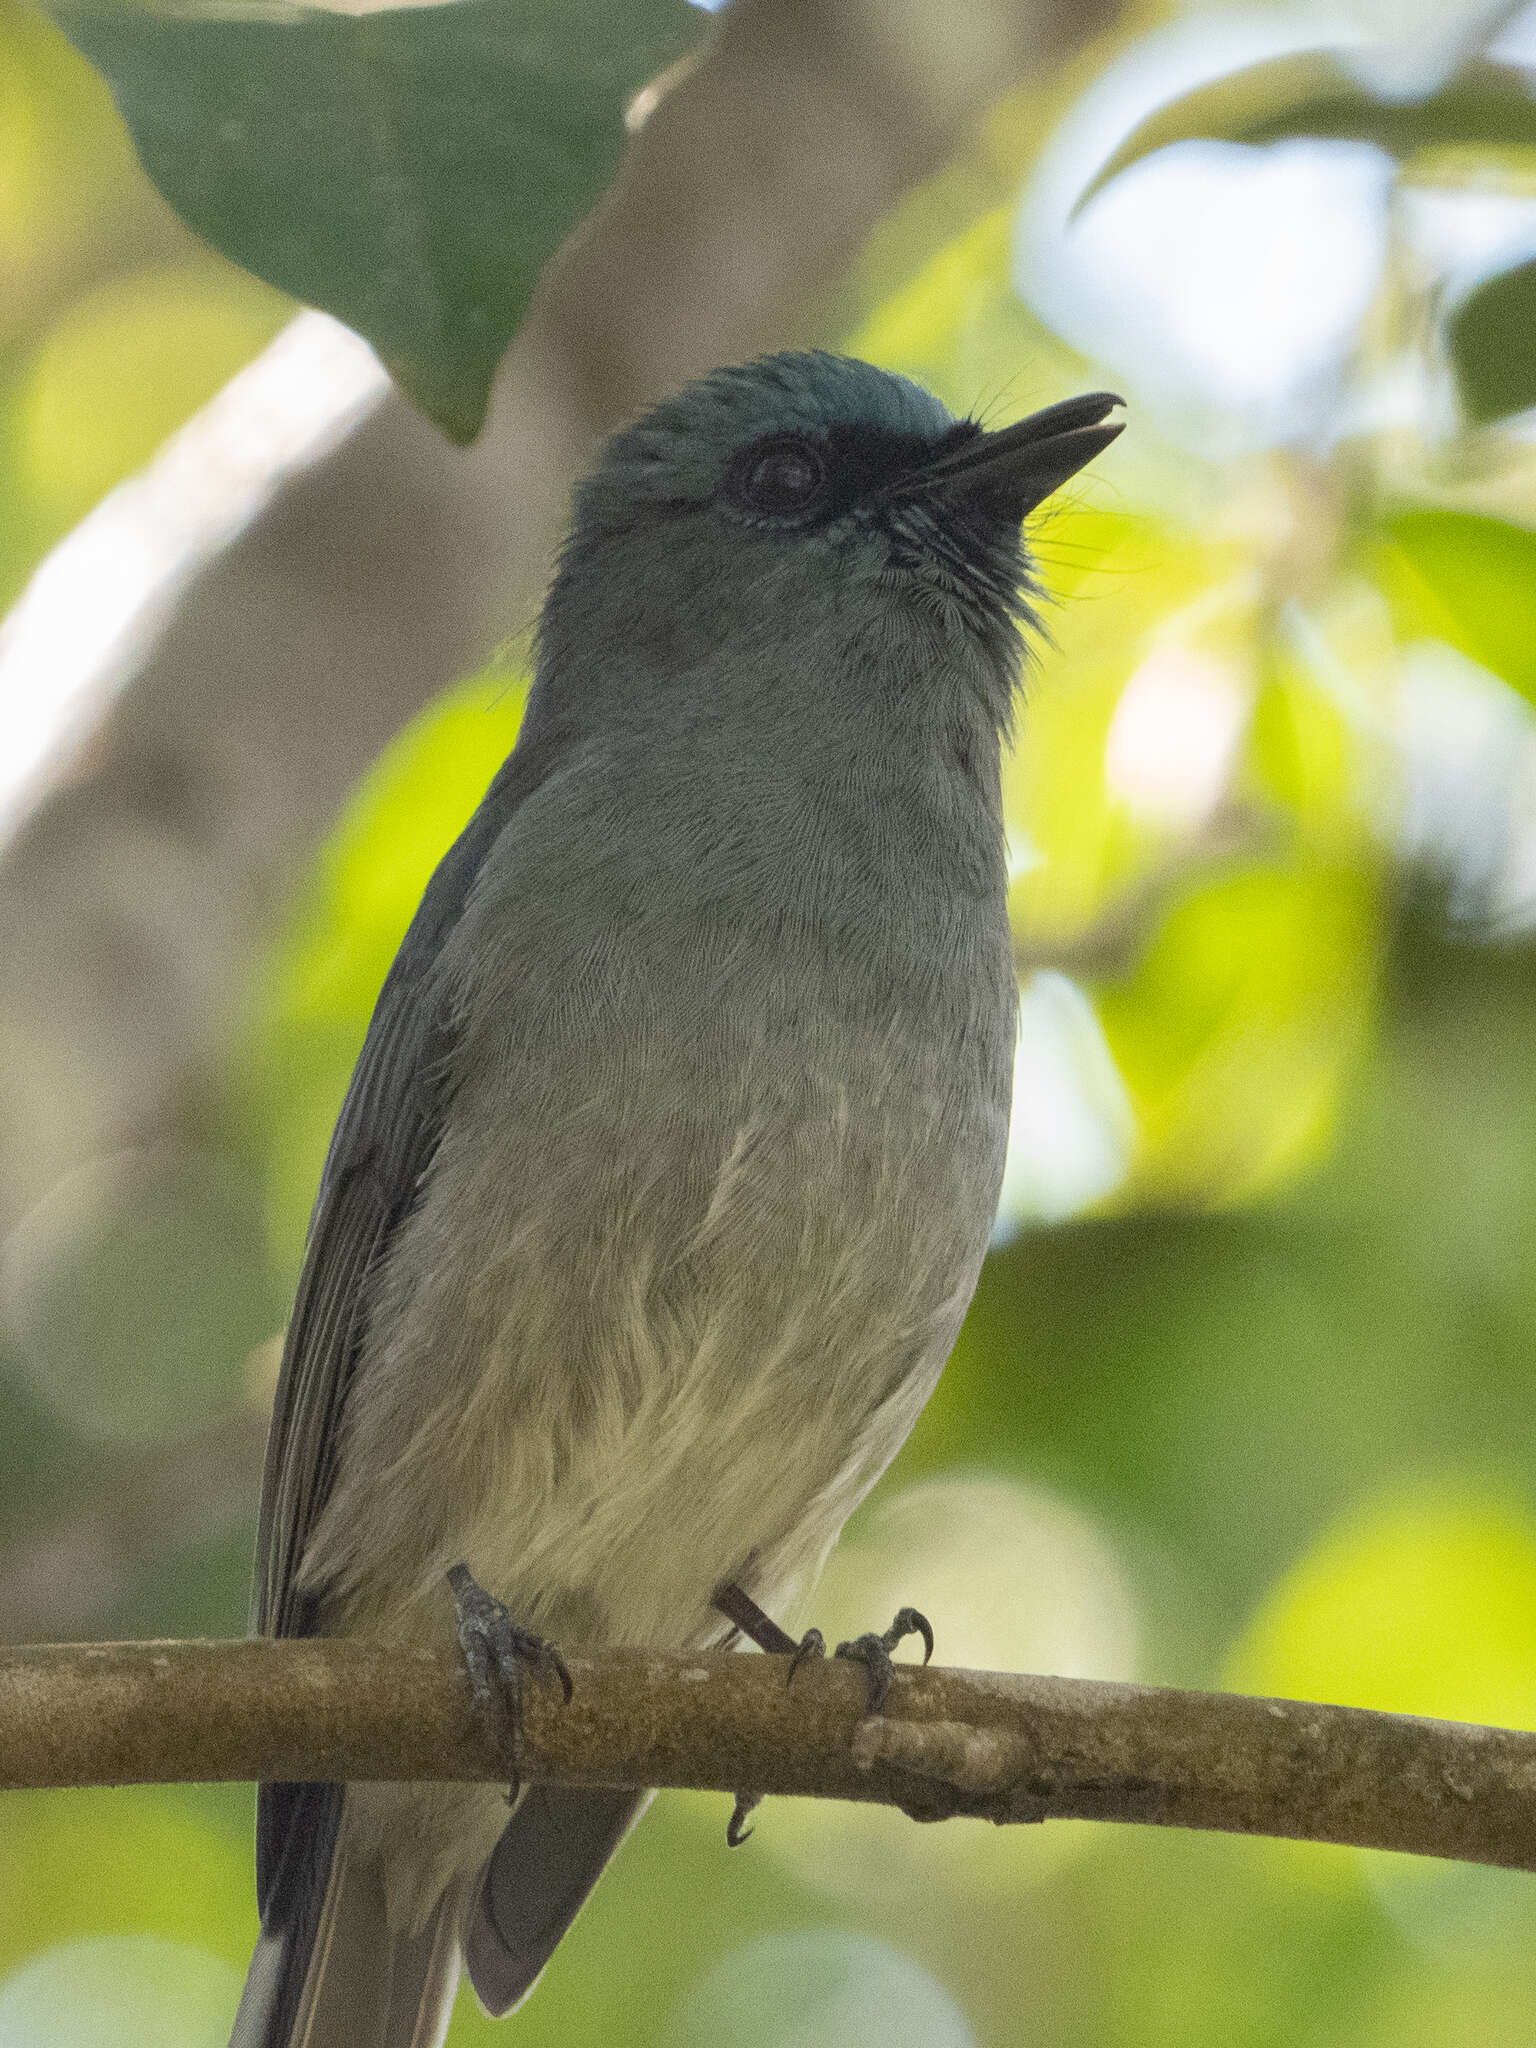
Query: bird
229,349,1122,2048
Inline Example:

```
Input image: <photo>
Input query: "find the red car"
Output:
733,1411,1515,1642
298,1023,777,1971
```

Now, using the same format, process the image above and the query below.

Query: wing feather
250,732,558,1913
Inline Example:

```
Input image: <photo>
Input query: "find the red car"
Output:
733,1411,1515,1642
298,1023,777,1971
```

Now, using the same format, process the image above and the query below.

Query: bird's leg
711,1578,801,1655
448,1564,572,1790
708,1581,807,1847
712,1577,829,1675
711,1580,933,1713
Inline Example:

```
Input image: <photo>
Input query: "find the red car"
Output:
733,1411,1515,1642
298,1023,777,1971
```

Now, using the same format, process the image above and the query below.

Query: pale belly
304,999,1004,1623
450,1242,972,1654
301,1023,1007,1929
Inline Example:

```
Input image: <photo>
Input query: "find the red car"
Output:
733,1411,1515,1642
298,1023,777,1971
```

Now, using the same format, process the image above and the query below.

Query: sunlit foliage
8,0,1536,2042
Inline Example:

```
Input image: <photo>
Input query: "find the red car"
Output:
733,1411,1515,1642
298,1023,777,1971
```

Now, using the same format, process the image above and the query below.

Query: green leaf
1093,859,1380,1209
237,663,528,1276
1226,1485,1536,1728
51,0,702,441
1446,254,1536,424
1077,52,1536,213
1376,507,1536,704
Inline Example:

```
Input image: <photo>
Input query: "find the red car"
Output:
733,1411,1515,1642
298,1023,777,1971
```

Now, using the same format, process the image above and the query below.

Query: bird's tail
230,1786,463,2048
463,1784,649,2015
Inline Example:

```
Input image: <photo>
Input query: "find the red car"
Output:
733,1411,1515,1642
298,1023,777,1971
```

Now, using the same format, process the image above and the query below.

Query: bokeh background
7,0,1536,2040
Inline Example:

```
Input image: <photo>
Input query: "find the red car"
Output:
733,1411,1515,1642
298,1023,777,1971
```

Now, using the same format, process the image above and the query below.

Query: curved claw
542,1641,575,1706
891,1606,935,1666
787,1627,826,1687
726,1791,762,1846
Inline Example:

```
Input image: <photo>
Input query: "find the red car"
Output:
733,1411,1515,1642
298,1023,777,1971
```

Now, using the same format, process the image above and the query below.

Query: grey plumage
230,351,1121,2048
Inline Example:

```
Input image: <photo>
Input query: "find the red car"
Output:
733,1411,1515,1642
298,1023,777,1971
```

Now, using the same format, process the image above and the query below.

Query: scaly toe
833,1607,936,1714
834,1631,896,1713
448,1563,573,1732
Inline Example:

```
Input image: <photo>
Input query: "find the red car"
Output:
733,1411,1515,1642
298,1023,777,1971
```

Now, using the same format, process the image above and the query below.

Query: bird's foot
708,1581,935,1843
710,1580,934,1713
448,1563,571,1786
792,1607,935,1714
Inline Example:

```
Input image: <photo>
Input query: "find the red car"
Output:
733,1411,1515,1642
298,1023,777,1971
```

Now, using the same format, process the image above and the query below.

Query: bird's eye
727,434,829,519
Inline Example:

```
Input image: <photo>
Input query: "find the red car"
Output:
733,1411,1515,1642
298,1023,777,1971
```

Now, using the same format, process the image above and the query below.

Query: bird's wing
251,737,553,1911
464,1786,651,2015
253,969,458,1646
232,1790,468,2048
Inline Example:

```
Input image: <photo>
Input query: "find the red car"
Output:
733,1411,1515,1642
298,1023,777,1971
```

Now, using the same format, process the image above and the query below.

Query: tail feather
464,1786,649,2016
231,1786,462,2048
232,1781,342,2048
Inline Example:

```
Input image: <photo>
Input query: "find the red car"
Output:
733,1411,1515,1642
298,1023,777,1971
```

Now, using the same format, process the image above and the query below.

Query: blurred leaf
51,0,702,440
846,206,1089,422
1004,565,1386,1213
1096,858,1379,1206
1250,579,1395,850
0,1788,252,1976
1079,1824,1420,2048
1446,255,1536,424
4,1148,278,1444
1361,1946,1536,2048
1078,53,1536,213
1007,551,1257,943
0,0,133,332
923,921,1536,1655
106,1495,261,1643
1079,50,1352,210
1375,507,1536,704
240,667,527,1277
10,261,287,526
0,1357,80,1541
1248,655,1359,841
1226,1485,1536,1727
0,1936,242,2048
663,1932,975,2048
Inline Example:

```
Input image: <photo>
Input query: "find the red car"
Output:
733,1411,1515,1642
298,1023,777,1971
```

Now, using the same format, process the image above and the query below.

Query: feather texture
464,1788,649,2016
222,351,1106,2045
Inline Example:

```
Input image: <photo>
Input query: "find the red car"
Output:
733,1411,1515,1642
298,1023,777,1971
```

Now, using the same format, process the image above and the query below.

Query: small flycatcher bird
230,351,1122,2048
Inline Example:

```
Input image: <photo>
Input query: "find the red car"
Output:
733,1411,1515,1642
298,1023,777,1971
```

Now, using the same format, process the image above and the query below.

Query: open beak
894,391,1125,516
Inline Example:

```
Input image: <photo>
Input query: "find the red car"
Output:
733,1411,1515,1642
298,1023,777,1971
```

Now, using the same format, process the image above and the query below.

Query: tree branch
6,1639,1536,1873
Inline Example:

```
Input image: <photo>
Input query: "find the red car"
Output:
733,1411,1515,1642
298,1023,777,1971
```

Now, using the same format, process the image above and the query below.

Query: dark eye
727,434,828,519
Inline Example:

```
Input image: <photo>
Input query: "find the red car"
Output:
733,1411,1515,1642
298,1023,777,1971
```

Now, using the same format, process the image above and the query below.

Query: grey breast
300,718,1016,1644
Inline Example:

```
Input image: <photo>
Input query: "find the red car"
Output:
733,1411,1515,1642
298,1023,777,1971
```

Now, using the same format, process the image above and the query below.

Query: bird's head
541,352,1122,736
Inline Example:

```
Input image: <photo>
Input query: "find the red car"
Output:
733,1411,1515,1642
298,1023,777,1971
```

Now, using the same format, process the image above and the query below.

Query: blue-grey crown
585,351,962,513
